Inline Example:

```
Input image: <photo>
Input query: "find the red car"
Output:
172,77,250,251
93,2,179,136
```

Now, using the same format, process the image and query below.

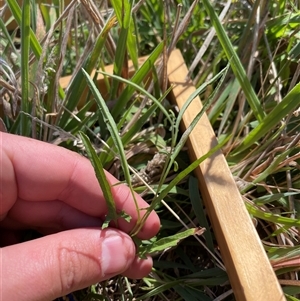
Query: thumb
2,228,136,301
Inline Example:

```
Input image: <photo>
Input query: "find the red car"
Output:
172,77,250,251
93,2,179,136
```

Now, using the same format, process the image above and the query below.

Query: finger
122,255,153,279
0,149,17,220
2,228,150,301
3,199,103,231
1,133,160,239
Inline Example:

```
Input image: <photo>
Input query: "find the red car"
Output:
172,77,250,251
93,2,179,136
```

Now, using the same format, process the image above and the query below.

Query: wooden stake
167,49,285,301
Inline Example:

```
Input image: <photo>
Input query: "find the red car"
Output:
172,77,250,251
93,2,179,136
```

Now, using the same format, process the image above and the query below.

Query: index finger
1,132,160,239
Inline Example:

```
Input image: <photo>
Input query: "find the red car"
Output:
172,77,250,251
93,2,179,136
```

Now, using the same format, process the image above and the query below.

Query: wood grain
167,49,285,301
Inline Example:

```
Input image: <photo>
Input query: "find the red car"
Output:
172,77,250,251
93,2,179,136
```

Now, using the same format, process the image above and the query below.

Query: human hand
0,132,160,301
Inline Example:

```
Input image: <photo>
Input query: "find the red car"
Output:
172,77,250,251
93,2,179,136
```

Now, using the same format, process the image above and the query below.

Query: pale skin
0,132,160,301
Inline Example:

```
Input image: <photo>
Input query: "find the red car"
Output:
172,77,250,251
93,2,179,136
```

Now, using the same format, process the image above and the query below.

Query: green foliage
79,131,122,228
1,0,300,300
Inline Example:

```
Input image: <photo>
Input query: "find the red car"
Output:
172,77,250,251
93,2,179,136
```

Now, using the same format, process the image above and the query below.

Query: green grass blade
82,68,141,230
111,0,138,68
99,70,173,125
121,88,172,146
253,192,300,206
232,82,300,155
246,202,300,227
138,228,198,257
6,0,42,59
79,132,118,228
208,81,232,125
175,64,229,134
99,87,171,166
109,0,132,99
58,15,117,128
251,149,293,184
110,26,129,99
202,0,265,123
139,136,230,226
266,245,300,261
110,41,164,120
155,65,229,192
0,18,21,62
20,0,30,135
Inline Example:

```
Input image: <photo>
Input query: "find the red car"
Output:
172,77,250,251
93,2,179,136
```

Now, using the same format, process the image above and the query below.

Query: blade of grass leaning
208,81,232,125
253,192,300,206
174,285,211,301
139,136,230,227
109,0,132,99
97,74,172,165
174,64,229,148
81,69,141,230
138,280,186,299
6,0,42,59
110,41,164,120
202,0,265,123
94,87,171,166
232,81,300,155
64,100,95,133
98,71,172,125
156,65,229,192
111,0,138,69
0,18,21,62
246,202,300,227
217,78,240,135
285,292,300,301
121,87,172,146
251,148,294,184
138,228,199,257
267,245,300,262
79,132,119,228
110,26,129,99
20,0,30,135
58,15,117,128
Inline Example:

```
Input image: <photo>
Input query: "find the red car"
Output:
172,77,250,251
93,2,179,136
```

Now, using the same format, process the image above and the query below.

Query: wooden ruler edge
167,49,284,301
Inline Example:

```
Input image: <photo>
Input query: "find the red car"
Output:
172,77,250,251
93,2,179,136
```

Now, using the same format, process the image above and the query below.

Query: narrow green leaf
110,26,129,99
59,15,117,128
202,0,265,122
81,69,141,232
0,18,20,62
156,65,229,192
111,0,138,68
79,132,118,228
233,82,300,154
251,149,293,184
139,136,230,226
97,73,172,165
20,0,30,135
246,203,300,227
6,0,42,59
253,192,300,206
109,0,133,98
175,64,229,133
266,245,300,261
110,41,164,120
138,228,199,256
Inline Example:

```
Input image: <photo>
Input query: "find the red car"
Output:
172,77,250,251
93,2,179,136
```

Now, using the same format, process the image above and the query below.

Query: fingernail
100,230,135,277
